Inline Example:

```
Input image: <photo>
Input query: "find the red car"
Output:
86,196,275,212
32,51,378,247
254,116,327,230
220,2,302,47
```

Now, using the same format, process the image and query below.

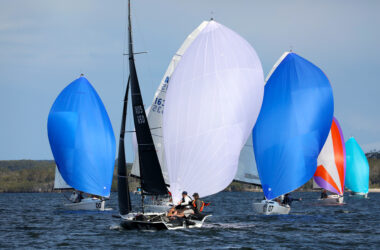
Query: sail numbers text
152,97,165,114
134,106,146,124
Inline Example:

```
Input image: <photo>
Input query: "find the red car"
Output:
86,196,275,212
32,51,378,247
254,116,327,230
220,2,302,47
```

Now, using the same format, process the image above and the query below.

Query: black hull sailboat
117,0,209,230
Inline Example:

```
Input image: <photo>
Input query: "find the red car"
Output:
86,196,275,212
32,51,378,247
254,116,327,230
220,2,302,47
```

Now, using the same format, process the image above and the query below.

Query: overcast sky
1,0,379,161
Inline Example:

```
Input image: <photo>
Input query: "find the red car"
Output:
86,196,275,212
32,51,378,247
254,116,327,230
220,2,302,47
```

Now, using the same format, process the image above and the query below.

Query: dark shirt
282,196,300,206
321,192,328,199
192,199,203,214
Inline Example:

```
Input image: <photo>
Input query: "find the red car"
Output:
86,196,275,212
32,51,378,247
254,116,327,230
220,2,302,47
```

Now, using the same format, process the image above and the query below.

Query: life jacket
192,200,205,212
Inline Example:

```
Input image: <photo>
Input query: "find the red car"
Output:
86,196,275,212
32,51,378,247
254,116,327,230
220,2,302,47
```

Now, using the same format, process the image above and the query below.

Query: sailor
191,193,205,214
74,191,84,203
320,189,328,199
177,191,192,208
70,191,78,202
282,193,301,206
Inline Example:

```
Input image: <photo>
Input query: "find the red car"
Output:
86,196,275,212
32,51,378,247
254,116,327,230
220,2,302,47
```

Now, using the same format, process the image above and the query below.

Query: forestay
253,52,334,200
163,21,265,203
345,137,369,194
47,76,116,197
313,117,346,195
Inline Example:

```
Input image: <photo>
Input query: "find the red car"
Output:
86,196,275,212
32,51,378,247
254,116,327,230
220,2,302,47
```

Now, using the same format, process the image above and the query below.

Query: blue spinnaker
48,76,116,197
345,137,369,194
253,52,334,199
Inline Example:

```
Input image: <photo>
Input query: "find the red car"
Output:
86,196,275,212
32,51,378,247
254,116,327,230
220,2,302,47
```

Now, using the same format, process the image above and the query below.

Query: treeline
1,153,380,193
0,160,139,193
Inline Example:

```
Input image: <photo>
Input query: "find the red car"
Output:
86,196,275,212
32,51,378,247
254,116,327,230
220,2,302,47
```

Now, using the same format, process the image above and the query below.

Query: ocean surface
0,192,379,249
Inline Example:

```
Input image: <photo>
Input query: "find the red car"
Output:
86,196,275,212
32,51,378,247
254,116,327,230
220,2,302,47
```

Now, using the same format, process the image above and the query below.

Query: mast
117,76,132,215
127,0,167,204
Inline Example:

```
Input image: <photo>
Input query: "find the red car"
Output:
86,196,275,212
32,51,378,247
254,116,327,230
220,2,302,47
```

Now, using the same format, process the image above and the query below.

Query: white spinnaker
131,21,209,184
163,21,265,203
54,166,72,189
315,130,343,193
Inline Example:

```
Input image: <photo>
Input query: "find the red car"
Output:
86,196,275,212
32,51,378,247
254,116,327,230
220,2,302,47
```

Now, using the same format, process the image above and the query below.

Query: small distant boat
48,76,116,211
313,117,346,205
253,200,290,215
252,52,334,215
345,137,369,198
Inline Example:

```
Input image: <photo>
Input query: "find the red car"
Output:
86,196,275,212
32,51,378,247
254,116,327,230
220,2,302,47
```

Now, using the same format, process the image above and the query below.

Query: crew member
282,193,301,206
320,189,328,199
191,193,205,214
177,191,192,209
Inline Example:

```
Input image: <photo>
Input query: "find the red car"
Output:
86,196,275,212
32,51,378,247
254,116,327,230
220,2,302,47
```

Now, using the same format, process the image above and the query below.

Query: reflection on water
0,192,379,248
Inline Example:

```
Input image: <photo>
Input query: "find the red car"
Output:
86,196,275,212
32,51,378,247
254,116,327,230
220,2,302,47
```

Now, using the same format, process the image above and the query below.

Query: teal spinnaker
345,137,369,194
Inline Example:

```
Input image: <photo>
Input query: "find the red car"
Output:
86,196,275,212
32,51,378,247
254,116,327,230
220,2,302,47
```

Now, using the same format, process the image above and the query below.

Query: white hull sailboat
345,137,370,198
117,1,264,230
317,194,344,205
314,118,346,205
54,166,111,211
64,198,109,211
48,76,116,212
252,52,334,215
253,200,290,215
349,192,368,198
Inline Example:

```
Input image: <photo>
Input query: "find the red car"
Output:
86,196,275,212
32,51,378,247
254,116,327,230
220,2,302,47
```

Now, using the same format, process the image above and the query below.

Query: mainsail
234,134,261,185
117,77,132,215
163,21,265,203
345,137,369,194
53,166,71,190
127,0,167,196
47,76,116,197
131,20,261,186
253,52,334,200
313,117,346,195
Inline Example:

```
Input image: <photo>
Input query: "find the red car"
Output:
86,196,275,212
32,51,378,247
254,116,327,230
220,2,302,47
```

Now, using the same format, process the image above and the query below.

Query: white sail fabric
131,20,260,186
53,166,72,189
163,21,265,203
131,21,209,184
235,134,261,185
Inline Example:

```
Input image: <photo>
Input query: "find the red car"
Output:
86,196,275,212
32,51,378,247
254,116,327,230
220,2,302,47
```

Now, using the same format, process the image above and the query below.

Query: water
0,192,379,249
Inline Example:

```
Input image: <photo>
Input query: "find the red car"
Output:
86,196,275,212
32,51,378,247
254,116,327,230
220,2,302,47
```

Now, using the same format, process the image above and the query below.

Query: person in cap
191,193,205,214
177,191,192,209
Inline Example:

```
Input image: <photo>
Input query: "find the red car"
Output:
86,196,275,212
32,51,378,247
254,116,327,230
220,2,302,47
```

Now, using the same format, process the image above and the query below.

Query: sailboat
345,137,369,198
117,1,264,230
313,117,346,204
130,20,261,212
48,76,116,211
252,52,334,215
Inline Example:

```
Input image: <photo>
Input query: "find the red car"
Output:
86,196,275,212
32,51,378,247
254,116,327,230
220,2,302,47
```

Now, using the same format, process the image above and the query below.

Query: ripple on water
0,192,380,248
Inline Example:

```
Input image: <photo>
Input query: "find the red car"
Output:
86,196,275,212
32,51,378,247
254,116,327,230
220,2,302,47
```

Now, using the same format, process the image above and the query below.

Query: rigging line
122,0,129,95
132,4,156,102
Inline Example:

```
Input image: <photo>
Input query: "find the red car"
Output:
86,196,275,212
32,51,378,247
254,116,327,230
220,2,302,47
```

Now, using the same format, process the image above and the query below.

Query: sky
0,0,379,161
